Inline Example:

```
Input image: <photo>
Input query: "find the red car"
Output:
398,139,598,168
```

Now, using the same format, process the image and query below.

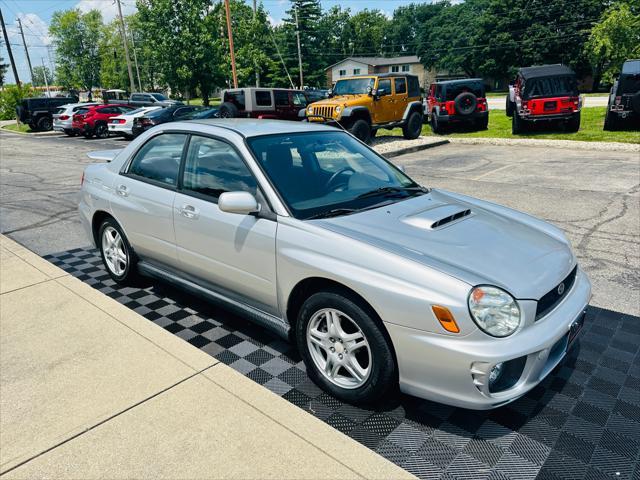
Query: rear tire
219,102,239,118
402,111,423,139
349,119,371,143
505,96,514,117
566,112,580,133
95,123,109,139
430,112,444,134
603,109,618,131
98,218,140,285
512,113,527,134
36,116,52,131
64,129,77,137
296,291,397,404
475,115,489,130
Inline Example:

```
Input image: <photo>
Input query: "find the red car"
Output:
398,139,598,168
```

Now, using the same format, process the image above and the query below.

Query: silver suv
79,119,591,408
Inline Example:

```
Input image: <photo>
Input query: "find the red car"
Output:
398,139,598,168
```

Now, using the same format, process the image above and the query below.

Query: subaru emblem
557,283,565,295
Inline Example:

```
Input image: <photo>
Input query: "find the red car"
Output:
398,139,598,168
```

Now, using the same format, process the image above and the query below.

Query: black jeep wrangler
604,59,640,130
16,96,79,131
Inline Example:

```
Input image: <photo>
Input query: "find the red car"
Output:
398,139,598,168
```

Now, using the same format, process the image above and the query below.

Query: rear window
522,76,578,99
224,90,245,110
274,90,289,107
55,108,66,115
443,82,485,100
621,60,640,75
407,76,420,97
75,108,89,115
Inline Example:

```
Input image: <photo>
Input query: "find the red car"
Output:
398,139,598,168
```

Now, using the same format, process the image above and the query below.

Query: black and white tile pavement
44,248,640,480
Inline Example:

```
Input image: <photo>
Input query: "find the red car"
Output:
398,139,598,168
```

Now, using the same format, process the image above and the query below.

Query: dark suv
219,88,309,121
507,65,581,134
426,79,488,133
16,96,79,131
605,59,640,130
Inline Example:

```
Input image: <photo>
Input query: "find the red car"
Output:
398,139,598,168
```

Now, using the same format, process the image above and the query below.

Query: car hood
315,189,574,299
313,95,369,107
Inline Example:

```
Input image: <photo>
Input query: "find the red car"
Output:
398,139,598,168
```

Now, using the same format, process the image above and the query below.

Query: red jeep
219,88,309,121
72,104,135,139
507,65,582,134
426,79,488,133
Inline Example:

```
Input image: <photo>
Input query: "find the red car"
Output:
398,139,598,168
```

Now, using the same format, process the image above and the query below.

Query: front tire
348,119,371,143
296,291,396,404
99,218,139,285
402,111,423,139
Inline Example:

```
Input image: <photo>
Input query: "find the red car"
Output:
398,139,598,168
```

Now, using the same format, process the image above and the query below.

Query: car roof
337,73,418,80
185,118,335,138
434,78,484,86
519,64,575,79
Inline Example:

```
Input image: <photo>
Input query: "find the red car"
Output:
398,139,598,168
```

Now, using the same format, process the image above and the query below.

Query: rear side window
408,77,421,97
255,90,272,107
394,78,407,94
128,133,186,187
274,90,289,106
224,90,245,110
182,136,257,199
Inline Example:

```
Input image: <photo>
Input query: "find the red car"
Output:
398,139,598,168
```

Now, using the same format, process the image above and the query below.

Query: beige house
325,56,435,89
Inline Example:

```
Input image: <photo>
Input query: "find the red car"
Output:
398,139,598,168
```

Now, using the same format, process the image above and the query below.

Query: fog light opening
489,362,504,386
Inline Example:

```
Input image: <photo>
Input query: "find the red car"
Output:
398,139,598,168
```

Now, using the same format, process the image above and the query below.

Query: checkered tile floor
44,248,640,480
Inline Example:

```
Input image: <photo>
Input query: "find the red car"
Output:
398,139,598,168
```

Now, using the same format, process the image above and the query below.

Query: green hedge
0,85,36,120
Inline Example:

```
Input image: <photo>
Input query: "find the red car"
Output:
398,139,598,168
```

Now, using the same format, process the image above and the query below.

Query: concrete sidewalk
0,235,413,479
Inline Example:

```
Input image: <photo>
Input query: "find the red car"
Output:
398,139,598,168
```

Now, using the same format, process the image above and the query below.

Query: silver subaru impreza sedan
79,119,591,409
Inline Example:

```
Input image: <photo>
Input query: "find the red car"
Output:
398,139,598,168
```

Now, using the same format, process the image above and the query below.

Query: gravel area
447,136,640,152
371,135,448,154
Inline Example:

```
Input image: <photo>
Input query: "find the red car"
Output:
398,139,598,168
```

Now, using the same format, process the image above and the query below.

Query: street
1,129,638,316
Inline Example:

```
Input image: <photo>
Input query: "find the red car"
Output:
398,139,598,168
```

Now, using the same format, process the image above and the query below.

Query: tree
585,2,640,90
49,9,103,91
31,65,52,87
386,3,444,56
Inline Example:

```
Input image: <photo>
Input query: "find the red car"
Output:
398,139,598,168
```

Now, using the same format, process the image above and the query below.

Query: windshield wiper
306,208,359,220
356,186,426,200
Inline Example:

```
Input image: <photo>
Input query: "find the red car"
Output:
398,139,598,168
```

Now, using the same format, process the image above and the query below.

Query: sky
1,0,418,85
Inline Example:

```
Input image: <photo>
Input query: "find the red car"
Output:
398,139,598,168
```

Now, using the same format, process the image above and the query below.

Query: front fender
340,106,370,120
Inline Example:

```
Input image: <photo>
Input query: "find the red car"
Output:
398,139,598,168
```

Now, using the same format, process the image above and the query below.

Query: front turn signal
432,305,460,333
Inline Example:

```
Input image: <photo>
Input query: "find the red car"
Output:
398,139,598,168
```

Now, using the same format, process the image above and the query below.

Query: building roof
326,55,420,70
519,64,575,79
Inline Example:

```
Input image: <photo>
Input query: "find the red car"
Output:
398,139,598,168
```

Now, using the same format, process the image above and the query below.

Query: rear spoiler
86,149,123,163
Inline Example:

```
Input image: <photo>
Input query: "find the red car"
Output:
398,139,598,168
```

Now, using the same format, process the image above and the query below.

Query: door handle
179,204,199,219
116,184,129,197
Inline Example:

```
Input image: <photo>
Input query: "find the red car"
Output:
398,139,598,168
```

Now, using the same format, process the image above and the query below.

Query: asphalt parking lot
1,130,638,316
1,129,639,479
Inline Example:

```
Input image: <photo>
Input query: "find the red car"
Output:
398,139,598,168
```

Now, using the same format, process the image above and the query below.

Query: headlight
335,106,342,114
307,106,313,114
468,286,521,337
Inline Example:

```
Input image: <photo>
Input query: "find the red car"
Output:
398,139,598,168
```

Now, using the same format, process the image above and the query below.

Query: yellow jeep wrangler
303,74,424,143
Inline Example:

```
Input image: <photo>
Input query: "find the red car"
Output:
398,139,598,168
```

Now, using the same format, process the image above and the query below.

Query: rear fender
402,101,424,121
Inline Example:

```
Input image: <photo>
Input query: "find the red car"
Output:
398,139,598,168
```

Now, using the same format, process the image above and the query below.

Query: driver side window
377,79,391,96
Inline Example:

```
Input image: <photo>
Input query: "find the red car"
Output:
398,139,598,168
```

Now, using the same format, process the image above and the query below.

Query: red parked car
72,104,135,139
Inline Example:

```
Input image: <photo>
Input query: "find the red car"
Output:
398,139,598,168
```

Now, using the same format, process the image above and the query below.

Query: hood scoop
402,204,472,230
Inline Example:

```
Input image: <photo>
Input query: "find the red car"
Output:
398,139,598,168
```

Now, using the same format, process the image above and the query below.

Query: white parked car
53,102,98,136
108,106,162,139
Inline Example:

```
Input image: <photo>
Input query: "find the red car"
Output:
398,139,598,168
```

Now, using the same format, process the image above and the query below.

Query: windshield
151,93,167,101
247,131,423,220
333,78,375,95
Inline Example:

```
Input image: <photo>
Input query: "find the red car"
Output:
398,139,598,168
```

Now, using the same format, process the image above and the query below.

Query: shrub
0,84,37,120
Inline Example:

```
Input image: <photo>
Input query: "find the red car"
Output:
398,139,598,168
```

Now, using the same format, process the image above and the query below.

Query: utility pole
41,57,50,97
294,6,303,89
129,29,142,91
116,0,135,93
17,18,34,83
0,8,20,85
253,0,260,87
224,0,238,88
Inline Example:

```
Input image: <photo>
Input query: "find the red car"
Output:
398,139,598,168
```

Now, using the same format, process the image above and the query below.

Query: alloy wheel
306,308,371,389
101,226,128,276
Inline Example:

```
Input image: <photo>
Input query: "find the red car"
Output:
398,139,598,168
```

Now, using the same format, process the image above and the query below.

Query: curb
0,124,60,136
446,136,640,153
379,139,450,158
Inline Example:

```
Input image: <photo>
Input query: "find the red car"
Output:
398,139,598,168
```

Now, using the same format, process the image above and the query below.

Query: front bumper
386,267,592,409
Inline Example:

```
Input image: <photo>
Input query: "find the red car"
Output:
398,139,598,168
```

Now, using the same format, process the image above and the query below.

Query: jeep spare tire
454,92,477,116
219,102,239,118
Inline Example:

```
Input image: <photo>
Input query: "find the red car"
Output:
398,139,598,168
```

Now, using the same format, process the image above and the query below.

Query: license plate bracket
544,101,557,111
567,311,586,349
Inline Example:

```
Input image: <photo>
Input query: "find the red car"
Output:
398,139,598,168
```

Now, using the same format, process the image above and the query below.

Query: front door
173,134,279,315
372,78,396,124
110,132,187,268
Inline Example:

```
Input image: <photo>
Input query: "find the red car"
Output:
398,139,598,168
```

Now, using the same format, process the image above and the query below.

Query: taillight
117,119,126,124
59,115,69,120
521,100,528,109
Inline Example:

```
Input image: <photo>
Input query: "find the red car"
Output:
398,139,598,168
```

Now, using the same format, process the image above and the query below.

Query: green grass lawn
385,107,639,144
2,123,32,133
185,97,221,106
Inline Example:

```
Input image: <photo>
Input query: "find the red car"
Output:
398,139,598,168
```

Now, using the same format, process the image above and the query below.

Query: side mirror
327,89,334,98
218,191,260,215
367,86,374,96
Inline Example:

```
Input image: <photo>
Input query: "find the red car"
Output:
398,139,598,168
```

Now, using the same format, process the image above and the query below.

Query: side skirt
137,261,291,340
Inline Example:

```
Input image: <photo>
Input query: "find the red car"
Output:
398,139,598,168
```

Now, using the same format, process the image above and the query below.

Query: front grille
535,266,577,320
311,105,335,119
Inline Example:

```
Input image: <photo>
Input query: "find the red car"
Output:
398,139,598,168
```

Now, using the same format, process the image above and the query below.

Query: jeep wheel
505,97,514,117
604,109,618,131
402,111,423,140
430,113,444,134
349,119,371,143
219,102,239,118
512,113,527,134
37,116,53,131
566,112,580,133
475,116,489,130
454,92,477,116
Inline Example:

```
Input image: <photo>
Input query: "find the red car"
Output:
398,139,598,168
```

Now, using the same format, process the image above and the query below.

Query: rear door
109,132,187,268
393,77,408,119
173,134,278,314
